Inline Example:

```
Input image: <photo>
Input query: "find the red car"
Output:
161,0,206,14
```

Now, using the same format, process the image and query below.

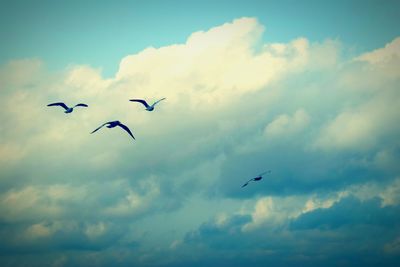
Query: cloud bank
0,17,399,267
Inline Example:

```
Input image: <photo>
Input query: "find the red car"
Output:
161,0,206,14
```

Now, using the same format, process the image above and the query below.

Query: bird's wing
74,103,88,108
129,99,150,108
47,102,68,110
152,97,166,106
117,123,135,140
242,178,255,187
91,122,109,134
259,170,271,176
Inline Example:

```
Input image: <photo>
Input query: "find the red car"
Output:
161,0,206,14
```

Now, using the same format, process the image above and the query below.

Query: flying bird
241,170,271,188
91,120,135,140
47,102,88,113
129,98,166,111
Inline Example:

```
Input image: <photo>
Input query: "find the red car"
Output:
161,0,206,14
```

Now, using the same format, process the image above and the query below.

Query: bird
129,98,166,111
91,120,135,140
47,102,88,113
241,170,271,188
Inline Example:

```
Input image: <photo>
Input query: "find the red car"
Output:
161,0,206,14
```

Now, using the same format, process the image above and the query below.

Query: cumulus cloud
0,17,399,267
357,37,400,64
264,108,310,137
179,180,400,267
314,90,400,151
114,18,320,112
314,37,400,151
103,178,160,217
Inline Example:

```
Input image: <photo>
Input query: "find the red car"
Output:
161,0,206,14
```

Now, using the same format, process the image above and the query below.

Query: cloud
0,58,44,89
0,186,66,222
179,181,400,267
0,17,399,267
102,178,160,217
314,37,400,151
24,223,53,240
115,18,314,111
357,37,400,64
314,91,400,151
264,108,310,137
290,196,400,230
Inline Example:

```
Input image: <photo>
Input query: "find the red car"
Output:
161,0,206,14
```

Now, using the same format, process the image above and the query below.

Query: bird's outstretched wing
241,178,255,188
153,97,166,106
47,102,68,110
117,123,135,140
259,170,271,176
129,99,150,108
242,170,271,188
91,122,109,134
74,103,88,108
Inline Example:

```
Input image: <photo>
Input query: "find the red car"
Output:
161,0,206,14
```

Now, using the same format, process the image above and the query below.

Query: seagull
91,120,135,140
241,170,271,188
129,98,166,111
47,102,88,113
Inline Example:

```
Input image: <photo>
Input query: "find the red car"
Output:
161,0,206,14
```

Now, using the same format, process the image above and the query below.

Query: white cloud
114,18,314,111
300,191,349,215
314,38,400,151
241,195,310,232
235,178,400,233
0,185,87,222
314,91,400,151
64,65,113,98
85,222,107,239
264,108,310,137
357,37,400,64
0,58,44,88
103,178,160,217
0,17,344,176
314,108,376,150
24,222,52,240
0,143,26,164
242,197,274,231
0,186,58,222
379,178,400,207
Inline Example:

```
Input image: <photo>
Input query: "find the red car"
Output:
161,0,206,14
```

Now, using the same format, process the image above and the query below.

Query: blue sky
1,0,399,76
1,1,400,267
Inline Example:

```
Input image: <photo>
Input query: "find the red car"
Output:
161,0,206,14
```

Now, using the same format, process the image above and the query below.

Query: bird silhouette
47,102,88,113
91,120,135,140
241,170,271,188
129,98,166,111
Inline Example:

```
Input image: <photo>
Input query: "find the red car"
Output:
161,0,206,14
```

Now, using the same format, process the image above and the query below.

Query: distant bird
91,120,135,140
129,98,166,111
47,102,88,113
241,170,271,188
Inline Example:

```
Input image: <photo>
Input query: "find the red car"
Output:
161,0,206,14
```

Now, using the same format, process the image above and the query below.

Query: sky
0,0,400,266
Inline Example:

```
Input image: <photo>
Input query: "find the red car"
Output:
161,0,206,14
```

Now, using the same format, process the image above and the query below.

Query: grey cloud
178,197,400,267
290,196,400,229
